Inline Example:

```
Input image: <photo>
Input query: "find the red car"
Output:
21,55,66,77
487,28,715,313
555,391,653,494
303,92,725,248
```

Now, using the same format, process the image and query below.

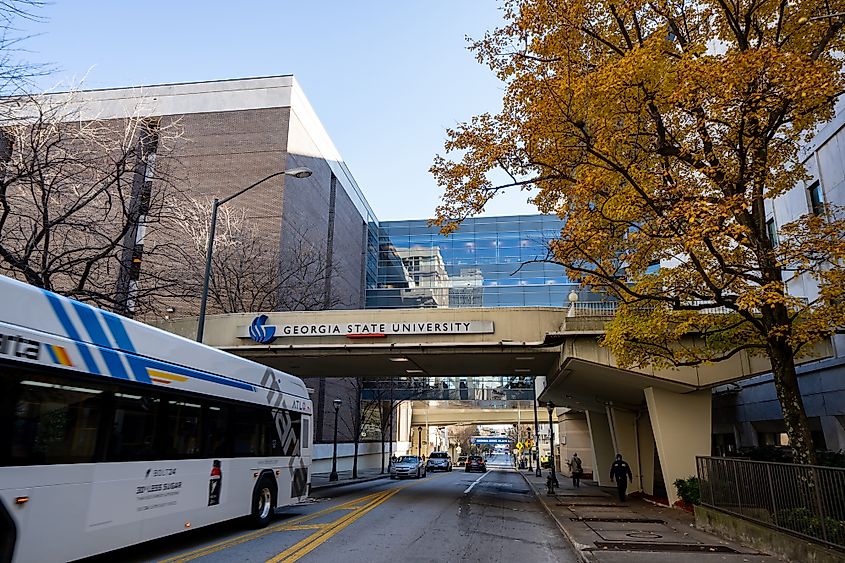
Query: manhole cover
626,532,662,539
561,503,626,507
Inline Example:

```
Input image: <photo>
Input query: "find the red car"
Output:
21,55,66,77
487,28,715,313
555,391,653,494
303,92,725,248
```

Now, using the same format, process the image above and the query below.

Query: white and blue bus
0,275,313,562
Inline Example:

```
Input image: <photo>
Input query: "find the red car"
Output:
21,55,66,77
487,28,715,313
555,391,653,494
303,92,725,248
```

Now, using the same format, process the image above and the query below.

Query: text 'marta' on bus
0,274,313,563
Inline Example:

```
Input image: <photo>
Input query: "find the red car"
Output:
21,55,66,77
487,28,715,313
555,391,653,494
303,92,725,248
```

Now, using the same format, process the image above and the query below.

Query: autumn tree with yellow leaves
432,0,845,464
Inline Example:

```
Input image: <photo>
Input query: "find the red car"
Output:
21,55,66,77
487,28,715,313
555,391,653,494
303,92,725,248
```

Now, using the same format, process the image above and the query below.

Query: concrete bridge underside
158,307,831,503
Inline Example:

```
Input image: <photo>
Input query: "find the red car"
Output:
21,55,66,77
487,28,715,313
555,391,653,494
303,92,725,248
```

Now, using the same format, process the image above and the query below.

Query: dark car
426,451,452,472
465,455,487,473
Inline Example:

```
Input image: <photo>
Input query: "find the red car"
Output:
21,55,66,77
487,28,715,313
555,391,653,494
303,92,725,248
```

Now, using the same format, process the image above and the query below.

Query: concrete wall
695,505,844,563
645,388,711,504
312,441,411,474
637,412,656,495
607,407,643,493
586,410,616,487
559,411,593,477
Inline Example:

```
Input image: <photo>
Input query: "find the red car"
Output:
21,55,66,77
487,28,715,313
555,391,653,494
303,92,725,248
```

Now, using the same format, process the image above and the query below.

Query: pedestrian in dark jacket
570,453,583,487
609,454,633,502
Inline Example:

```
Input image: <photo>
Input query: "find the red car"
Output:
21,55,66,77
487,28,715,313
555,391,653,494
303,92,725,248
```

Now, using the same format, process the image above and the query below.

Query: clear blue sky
21,0,536,221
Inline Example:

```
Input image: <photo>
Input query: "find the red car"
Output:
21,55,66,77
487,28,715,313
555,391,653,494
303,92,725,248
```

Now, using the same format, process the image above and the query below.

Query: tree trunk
768,337,817,465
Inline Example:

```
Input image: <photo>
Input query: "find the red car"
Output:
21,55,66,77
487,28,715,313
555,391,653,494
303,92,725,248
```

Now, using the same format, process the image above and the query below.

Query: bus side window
301,417,310,450
204,403,230,457
164,399,202,458
7,374,104,465
231,406,264,457
109,392,160,461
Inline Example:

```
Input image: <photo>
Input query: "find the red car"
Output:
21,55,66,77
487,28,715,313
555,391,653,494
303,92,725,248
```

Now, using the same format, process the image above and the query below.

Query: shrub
776,507,845,545
673,476,701,505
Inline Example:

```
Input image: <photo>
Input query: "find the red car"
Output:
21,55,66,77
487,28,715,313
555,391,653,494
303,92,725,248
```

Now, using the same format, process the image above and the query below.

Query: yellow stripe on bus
146,369,188,382
52,345,73,367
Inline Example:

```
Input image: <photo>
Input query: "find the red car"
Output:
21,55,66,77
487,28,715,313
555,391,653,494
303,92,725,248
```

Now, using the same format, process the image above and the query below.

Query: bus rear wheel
250,475,277,528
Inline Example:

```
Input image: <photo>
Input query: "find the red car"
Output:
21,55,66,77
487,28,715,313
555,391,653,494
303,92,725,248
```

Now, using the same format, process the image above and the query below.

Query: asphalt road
86,453,575,563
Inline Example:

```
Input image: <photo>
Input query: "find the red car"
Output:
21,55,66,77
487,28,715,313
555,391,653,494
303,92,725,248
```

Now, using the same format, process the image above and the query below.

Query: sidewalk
518,470,779,563
310,468,389,493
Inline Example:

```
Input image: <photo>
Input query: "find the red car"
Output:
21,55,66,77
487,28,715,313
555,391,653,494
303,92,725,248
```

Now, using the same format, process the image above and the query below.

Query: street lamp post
418,426,423,456
547,402,559,487
329,398,342,482
195,167,312,342
532,377,542,477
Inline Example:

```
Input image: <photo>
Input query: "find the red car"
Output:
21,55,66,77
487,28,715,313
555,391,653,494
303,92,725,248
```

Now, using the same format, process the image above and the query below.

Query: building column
586,410,616,487
821,416,845,452
606,406,643,493
644,387,711,505
637,412,656,496
560,411,593,478
736,421,758,448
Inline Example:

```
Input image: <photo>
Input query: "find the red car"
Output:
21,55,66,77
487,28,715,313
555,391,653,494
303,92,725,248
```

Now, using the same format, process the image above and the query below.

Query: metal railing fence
697,456,845,551
570,297,810,318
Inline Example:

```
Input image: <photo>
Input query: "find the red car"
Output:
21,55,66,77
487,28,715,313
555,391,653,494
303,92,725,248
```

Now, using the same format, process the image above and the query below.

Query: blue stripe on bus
99,311,152,382
124,354,152,384
42,292,101,374
141,357,255,391
100,310,136,352
41,289,250,392
45,344,59,364
70,302,133,379
71,302,112,348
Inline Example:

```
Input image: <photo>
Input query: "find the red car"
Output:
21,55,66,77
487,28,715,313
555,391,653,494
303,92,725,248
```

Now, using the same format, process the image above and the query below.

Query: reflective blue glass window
367,214,576,309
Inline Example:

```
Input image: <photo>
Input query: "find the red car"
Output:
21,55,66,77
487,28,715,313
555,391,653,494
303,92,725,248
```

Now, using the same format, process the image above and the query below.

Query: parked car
426,452,452,472
465,455,487,473
457,454,468,466
391,455,427,479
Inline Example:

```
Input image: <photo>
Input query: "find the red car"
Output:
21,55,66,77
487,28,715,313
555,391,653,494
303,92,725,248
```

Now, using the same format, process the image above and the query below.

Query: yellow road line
265,490,398,563
266,473,448,563
158,491,385,563
282,524,327,531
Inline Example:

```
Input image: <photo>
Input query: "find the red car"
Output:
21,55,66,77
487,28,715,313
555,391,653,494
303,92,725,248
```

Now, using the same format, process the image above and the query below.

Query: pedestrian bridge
157,307,831,503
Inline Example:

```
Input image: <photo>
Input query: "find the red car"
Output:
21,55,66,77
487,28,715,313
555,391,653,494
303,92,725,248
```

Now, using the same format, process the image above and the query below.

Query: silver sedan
390,455,427,479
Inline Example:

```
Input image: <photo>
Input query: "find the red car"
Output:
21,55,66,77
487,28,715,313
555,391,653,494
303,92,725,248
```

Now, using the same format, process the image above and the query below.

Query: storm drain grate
571,517,666,524
592,542,739,553
557,502,628,508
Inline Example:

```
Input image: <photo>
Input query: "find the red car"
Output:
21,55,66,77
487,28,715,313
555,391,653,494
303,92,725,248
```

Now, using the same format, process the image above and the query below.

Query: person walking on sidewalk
609,453,632,502
570,453,583,487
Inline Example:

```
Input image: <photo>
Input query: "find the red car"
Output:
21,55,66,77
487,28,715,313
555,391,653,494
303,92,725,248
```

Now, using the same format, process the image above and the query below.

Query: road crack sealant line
515,470,595,563
160,473,448,563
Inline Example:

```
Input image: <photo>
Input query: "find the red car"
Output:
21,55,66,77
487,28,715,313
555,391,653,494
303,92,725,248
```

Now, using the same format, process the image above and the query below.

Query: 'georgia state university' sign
248,315,277,344
242,318,494,342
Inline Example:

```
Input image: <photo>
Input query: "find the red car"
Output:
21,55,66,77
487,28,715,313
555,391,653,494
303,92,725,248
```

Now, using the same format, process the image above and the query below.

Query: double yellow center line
266,487,400,562
162,475,442,563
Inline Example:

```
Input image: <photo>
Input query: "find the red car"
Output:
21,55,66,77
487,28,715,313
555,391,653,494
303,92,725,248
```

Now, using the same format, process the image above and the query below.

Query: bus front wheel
250,475,277,528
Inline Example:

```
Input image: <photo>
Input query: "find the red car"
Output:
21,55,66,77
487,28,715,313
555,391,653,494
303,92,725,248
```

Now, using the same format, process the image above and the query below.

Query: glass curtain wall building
366,215,576,309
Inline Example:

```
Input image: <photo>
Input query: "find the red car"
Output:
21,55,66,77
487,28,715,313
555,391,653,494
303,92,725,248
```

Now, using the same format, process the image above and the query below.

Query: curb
310,474,389,493
517,470,595,563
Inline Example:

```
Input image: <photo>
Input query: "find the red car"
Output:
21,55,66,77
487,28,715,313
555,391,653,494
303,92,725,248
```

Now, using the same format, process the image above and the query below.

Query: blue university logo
249,315,277,344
